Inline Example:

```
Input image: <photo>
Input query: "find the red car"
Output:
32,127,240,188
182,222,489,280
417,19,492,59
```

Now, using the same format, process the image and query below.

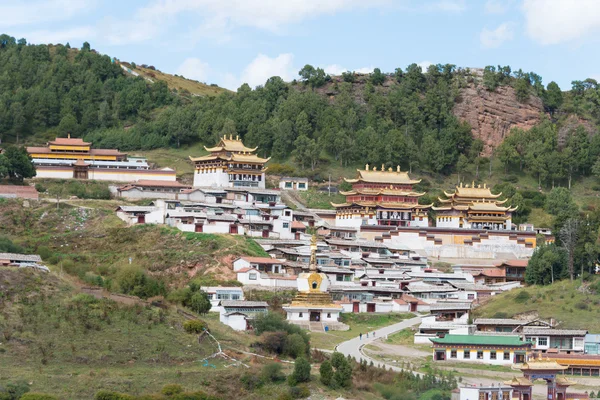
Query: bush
34,183,46,193
188,291,211,314
94,391,134,400
262,362,285,383
501,175,519,183
20,395,59,400
183,320,207,334
115,266,165,299
291,357,311,384
0,380,30,399
240,372,264,391
319,360,333,386
288,386,310,399
261,331,288,354
254,313,309,350
267,163,296,176
36,246,53,261
330,352,345,369
285,333,307,358
161,384,184,396
333,358,353,388
514,291,531,303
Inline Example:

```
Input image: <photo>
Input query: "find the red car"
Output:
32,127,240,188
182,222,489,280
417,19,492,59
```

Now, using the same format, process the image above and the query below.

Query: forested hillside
3,34,600,190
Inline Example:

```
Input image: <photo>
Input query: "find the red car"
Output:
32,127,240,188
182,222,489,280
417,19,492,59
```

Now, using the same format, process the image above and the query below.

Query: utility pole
328,174,331,197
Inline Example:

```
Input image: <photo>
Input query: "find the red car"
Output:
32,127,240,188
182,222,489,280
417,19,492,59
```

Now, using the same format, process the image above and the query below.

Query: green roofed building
430,334,531,366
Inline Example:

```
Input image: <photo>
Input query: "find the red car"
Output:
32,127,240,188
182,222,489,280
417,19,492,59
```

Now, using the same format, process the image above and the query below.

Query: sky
3,0,600,91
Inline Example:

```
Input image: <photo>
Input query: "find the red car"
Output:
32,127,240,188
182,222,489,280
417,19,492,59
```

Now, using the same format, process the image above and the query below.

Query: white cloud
423,0,466,13
484,0,509,14
417,61,434,71
176,58,210,82
480,22,514,48
355,66,375,74
523,0,600,45
324,64,348,75
239,53,296,88
0,0,95,27
18,26,95,45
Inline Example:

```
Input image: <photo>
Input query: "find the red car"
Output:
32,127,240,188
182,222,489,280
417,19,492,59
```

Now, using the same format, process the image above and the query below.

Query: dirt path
366,341,430,358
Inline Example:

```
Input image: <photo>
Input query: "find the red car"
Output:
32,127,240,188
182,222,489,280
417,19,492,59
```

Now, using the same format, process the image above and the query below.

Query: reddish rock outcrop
453,83,546,156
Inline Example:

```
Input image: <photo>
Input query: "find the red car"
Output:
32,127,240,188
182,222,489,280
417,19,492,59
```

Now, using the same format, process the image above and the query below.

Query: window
283,222,289,229
450,350,457,358
467,294,475,300
477,351,483,359
249,273,257,280
217,293,230,300
574,338,584,348
299,312,303,318
490,351,496,360
232,294,240,300
504,352,510,360
538,337,548,347
299,183,306,189
285,211,291,216
464,350,470,359
327,313,331,318
336,275,343,281
285,182,292,188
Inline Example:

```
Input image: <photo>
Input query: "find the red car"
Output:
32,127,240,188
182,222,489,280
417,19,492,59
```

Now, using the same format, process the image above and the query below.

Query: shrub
188,291,211,314
261,331,288,354
514,291,531,303
501,175,519,183
288,385,310,399
161,384,184,396
115,266,165,299
319,360,333,386
333,358,353,388
254,313,309,349
262,362,285,383
291,357,311,384
575,301,588,310
240,372,264,391
183,320,207,334
267,163,296,176
330,352,345,369
0,380,30,399
36,246,53,261
285,333,307,358
94,391,134,400
20,395,59,400
34,183,46,193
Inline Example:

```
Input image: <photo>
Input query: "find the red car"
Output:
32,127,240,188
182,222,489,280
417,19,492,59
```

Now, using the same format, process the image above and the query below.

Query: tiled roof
474,318,529,326
523,328,588,336
291,221,306,229
430,302,472,311
49,137,90,146
221,300,269,308
238,256,283,264
0,253,42,262
430,334,528,346
496,259,529,268
473,268,506,277
129,180,190,188
115,206,157,212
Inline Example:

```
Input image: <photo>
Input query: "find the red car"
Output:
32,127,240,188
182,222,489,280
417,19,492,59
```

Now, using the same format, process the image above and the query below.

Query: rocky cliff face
453,83,545,156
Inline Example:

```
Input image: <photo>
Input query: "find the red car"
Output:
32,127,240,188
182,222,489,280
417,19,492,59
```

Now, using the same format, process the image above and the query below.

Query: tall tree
559,218,581,281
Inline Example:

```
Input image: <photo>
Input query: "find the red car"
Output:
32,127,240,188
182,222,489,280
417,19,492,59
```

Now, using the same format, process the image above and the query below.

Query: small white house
279,177,309,191
233,257,286,273
115,206,164,225
201,286,244,311
236,267,297,288
219,300,269,331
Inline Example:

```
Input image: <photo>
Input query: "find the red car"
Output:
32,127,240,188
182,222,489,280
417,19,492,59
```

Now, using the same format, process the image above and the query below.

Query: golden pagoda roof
189,155,223,162
521,359,568,371
468,202,517,212
229,153,270,163
204,136,257,153
339,188,425,197
504,377,533,387
555,376,577,386
331,201,432,210
49,136,91,146
446,182,501,199
344,165,421,185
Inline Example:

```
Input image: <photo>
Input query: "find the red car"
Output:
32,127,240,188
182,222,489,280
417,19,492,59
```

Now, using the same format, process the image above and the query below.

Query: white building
523,328,587,353
219,300,269,331
201,286,244,311
190,136,269,188
236,267,297,288
115,206,164,225
279,177,308,191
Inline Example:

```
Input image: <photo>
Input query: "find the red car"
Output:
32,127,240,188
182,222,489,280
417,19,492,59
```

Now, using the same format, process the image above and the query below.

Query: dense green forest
3,33,600,190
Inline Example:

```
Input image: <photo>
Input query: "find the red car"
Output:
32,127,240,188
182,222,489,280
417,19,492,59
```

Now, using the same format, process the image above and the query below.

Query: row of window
449,349,511,360
208,293,241,300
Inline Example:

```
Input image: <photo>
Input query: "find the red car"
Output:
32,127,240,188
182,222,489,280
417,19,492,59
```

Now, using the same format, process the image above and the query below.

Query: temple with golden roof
26,135,176,182
189,135,270,188
332,164,431,228
283,236,347,331
433,182,518,230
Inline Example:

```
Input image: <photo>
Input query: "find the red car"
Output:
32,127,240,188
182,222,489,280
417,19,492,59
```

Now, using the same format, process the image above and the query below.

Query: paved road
335,315,423,371
333,316,585,399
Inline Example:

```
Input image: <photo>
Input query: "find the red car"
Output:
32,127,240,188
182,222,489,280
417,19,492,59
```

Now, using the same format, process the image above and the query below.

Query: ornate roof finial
483,183,487,188
236,135,239,140
460,182,463,188
381,164,385,171
67,133,71,139
478,184,481,188
472,181,475,188
373,166,377,171
309,234,317,272
397,165,400,172
365,163,369,171
388,167,392,172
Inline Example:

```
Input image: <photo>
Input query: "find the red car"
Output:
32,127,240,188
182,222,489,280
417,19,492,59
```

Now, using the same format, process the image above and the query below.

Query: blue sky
3,0,600,90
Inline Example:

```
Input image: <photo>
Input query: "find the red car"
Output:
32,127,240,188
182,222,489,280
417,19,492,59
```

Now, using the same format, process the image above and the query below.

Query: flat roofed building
431,334,531,365
190,135,270,188
333,164,431,229
279,177,308,191
27,135,176,182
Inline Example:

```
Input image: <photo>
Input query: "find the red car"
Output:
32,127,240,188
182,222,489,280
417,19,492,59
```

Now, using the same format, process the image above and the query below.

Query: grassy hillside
474,278,600,332
0,198,268,291
120,62,229,97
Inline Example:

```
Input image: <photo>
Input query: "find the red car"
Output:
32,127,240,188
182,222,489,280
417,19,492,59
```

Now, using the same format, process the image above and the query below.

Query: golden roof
204,136,257,153
331,201,431,210
468,202,517,212
344,165,421,185
555,376,577,386
447,182,501,199
521,359,568,371
189,155,223,162
503,377,533,386
340,188,425,197
229,153,270,163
